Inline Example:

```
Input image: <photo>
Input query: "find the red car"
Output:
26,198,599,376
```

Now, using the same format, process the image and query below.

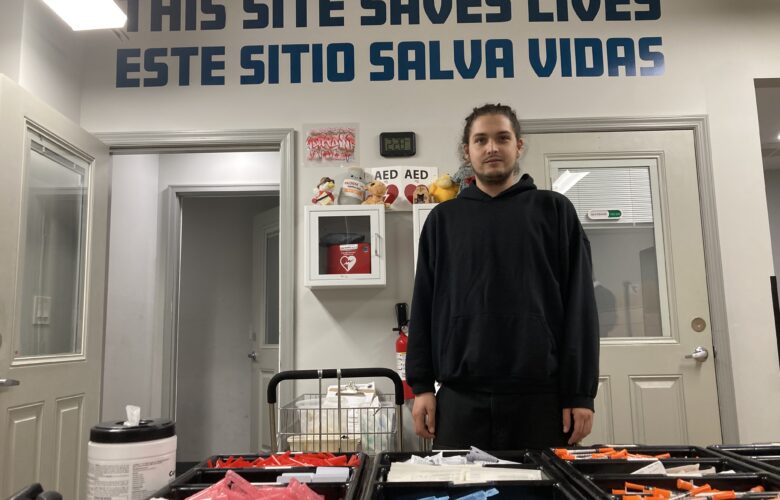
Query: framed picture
303,123,359,167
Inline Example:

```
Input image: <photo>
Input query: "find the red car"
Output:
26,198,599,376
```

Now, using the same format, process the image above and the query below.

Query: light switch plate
33,295,52,325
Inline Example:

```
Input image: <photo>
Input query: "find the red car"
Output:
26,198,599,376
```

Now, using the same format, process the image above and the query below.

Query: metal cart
267,368,404,455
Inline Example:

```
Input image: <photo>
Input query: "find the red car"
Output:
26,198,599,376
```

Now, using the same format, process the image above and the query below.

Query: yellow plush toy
429,174,459,203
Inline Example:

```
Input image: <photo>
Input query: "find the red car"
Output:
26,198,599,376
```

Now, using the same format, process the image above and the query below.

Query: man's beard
474,159,521,185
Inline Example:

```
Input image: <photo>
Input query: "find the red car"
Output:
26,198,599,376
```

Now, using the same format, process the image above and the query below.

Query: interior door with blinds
0,75,110,497
523,130,722,445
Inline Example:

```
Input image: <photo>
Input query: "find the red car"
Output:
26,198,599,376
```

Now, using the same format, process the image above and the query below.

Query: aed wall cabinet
412,203,437,274
304,205,386,288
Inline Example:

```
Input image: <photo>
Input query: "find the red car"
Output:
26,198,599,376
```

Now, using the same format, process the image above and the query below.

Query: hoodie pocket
441,313,558,381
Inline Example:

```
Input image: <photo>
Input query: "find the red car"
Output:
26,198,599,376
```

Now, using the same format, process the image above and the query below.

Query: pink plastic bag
185,471,257,500
185,470,324,500
251,480,324,500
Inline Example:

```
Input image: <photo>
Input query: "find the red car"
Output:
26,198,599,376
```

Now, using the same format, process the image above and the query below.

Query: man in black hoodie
407,104,599,449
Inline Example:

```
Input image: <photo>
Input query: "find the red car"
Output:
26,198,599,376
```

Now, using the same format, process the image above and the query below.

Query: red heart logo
404,184,418,204
384,184,399,205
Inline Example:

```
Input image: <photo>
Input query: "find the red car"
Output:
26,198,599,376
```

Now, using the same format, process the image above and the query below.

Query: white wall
158,151,281,187
0,0,24,81
77,2,780,441
1,0,85,121
102,154,160,420
0,0,89,122
177,196,278,461
102,151,280,421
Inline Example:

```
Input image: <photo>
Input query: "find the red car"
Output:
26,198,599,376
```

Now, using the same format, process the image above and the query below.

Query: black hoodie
407,174,599,410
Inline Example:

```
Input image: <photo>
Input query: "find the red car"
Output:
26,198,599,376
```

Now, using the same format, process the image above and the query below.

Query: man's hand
562,407,594,445
412,392,436,439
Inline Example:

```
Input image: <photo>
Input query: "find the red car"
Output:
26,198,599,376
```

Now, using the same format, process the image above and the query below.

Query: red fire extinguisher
394,303,415,400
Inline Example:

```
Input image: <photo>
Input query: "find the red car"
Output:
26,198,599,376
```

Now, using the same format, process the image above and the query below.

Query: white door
524,129,721,445
250,207,280,452
0,76,110,496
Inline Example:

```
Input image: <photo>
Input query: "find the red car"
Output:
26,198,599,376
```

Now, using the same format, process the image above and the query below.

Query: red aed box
327,243,371,274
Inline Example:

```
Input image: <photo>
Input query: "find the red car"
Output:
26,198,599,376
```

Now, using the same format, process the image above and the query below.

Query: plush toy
451,163,476,193
429,174,459,203
311,176,336,205
362,180,388,206
338,166,367,205
412,184,433,204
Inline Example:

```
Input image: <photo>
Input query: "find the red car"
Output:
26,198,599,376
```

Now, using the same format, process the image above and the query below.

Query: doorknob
0,378,20,387
248,351,257,361
684,346,709,362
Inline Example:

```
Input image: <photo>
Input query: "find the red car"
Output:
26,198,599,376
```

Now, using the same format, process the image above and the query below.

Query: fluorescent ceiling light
42,0,127,31
553,170,589,195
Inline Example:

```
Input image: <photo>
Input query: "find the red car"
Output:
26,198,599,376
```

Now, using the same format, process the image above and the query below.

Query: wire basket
278,393,398,453
268,368,405,455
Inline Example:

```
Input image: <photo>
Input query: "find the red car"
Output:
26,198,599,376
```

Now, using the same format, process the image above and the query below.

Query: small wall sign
369,166,438,211
587,209,623,220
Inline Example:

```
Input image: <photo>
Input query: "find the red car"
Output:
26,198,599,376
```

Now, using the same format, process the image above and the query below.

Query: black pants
432,386,572,450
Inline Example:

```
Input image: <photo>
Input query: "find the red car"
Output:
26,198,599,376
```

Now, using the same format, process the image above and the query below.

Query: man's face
464,114,524,186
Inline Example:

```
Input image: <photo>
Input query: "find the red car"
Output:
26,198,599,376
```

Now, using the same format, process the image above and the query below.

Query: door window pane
264,231,280,345
554,163,669,339
317,215,372,275
16,132,89,358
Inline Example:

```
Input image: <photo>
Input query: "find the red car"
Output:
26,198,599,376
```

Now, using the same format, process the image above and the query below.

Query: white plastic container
87,419,176,500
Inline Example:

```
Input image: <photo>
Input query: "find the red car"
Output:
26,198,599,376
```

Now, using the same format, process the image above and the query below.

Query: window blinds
563,167,654,225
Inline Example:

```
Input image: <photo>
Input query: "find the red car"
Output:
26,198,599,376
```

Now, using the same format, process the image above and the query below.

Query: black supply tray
544,448,762,475
148,452,366,500
550,445,722,460
711,445,780,476
369,482,579,500
196,451,366,471
364,451,584,500
542,446,736,498
578,473,780,500
557,456,761,476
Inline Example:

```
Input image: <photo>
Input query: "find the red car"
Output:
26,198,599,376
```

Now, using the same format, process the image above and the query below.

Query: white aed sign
369,166,438,211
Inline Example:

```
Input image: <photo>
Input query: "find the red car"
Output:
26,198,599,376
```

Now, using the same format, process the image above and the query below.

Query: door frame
520,116,735,443
166,186,280,425
95,129,295,420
